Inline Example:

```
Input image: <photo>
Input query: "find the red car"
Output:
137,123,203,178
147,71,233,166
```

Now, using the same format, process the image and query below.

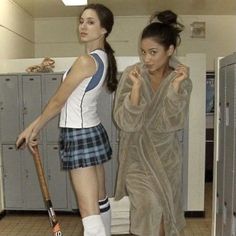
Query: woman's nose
80,22,86,29
143,55,151,63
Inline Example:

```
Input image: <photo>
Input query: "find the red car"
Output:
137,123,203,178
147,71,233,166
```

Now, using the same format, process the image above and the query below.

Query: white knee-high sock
82,215,106,236
99,196,111,236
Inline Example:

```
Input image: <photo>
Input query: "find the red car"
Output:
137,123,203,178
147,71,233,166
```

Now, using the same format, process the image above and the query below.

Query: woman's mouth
80,32,87,37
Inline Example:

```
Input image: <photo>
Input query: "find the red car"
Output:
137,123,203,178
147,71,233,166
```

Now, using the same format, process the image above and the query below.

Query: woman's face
140,37,173,74
78,9,106,43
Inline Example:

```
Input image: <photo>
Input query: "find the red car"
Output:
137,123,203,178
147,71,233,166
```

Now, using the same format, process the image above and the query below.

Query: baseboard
185,211,205,218
1,209,205,219
3,210,80,216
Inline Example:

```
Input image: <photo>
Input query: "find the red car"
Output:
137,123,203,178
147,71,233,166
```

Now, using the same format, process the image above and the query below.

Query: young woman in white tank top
16,4,118,236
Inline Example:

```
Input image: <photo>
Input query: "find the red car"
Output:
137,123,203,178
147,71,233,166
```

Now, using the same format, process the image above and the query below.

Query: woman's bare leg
96,164,111,236
70,166,106,236
70,166,100,217
96,164,106,199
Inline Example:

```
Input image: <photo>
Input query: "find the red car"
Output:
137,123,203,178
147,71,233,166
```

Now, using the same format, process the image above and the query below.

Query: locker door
216,66,226,236
97,88,114,196
222,64,236,236
46,144,68,210
2,145,23,209
22,146,45,209
22,75,42,140
233,168,236,236
42,74,62,142
232,63,236,236
0,75,20,143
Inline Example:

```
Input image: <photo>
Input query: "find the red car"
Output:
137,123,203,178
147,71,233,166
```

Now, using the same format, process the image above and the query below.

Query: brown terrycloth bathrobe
113,62,192,236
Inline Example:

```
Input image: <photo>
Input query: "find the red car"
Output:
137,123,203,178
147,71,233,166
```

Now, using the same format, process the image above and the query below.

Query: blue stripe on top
85,53,105,92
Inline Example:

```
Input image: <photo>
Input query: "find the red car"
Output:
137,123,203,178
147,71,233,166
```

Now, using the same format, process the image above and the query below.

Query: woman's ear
101,28,107,35
167,45,175,56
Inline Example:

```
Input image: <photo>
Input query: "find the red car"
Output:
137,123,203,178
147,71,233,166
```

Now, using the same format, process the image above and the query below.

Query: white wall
35,15,236,71
0,0,34,213
0,0,34,59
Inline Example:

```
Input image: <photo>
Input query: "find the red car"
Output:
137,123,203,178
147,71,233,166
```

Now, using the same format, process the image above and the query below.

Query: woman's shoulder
74,54,96,67
69,55,96,78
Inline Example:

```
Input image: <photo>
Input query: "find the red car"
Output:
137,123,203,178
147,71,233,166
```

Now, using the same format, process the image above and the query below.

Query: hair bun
157,10,177,24
150,10,184,33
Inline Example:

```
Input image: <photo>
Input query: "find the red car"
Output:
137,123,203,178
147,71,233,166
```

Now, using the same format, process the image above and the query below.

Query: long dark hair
142,10,184,49
82,4,118,92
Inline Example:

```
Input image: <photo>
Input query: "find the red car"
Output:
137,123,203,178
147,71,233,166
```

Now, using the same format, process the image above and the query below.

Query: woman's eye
79,19,84,24
151,50,157,55
88,21,95,25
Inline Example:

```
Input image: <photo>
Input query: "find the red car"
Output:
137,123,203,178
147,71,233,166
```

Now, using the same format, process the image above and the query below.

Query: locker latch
225,102,229,126
232,212,236,236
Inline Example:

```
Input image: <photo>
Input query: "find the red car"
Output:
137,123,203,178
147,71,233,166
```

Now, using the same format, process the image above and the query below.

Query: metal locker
233,170,236,236
2,145,23,209
222,64,236,236
69,178,78,210
97,88,113,139
42,73,62,143
22,74,42,129
216,66,227,236
22,145,45,210
45,144,68,210
0,75,21,143
97,88,115,196
110,138,119,196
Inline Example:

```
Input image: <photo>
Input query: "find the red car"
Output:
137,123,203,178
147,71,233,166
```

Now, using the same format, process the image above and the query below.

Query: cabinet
0,72,118,211
216,53,236,236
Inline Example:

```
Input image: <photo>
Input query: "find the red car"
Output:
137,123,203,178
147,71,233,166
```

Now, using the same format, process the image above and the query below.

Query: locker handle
232,213,236,236
48,169,51,180
52,78,57,80
5,78,10,81
25,169,29,178
29,78,34,81
223,201,227,225
225,102,229,126
216,193,219,214
0,101,3,110
53,146,58,150
2,167,7,178
23,101,28,115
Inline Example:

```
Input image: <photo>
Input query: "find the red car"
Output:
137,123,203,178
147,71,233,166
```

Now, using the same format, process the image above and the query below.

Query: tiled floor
0,183,212,236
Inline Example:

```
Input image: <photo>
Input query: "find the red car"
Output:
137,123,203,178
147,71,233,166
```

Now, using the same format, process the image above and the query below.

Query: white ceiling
12,0,236,18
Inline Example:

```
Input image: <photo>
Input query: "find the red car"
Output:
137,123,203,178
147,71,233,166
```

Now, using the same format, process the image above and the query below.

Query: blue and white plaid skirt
59,123,112,169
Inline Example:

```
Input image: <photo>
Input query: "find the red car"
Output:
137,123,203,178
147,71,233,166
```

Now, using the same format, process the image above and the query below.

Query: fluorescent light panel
61,0,87,6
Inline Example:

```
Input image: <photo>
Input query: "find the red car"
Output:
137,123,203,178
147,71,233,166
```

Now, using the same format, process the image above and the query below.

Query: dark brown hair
142,10,184,49
81,4,118,92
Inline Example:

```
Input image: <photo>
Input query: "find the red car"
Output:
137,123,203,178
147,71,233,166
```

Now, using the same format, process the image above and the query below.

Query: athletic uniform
59,49,112,169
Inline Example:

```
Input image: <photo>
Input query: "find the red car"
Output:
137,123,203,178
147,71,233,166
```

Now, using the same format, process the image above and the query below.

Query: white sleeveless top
59,49,108,128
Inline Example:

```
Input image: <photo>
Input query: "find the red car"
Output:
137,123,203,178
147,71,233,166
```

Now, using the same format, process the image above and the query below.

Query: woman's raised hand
174,64,189,83
128,66,142,88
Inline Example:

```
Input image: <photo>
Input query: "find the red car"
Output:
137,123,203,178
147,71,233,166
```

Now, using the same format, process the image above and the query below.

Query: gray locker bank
216,53,236,236
0,72,118,211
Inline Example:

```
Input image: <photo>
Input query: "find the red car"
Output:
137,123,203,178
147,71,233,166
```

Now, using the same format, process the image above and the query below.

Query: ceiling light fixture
61,0,87,6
